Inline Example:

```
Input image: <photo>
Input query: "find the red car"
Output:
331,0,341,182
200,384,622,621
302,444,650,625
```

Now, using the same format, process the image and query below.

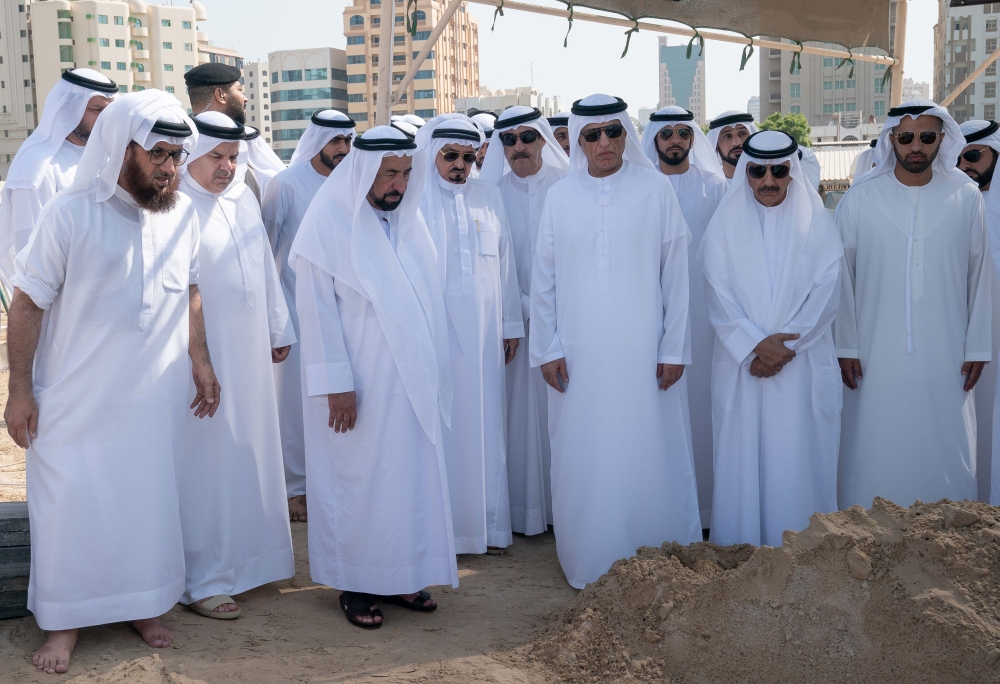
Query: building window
990,39,999,53
348,74,366,83
57,9,71,18
183,20,192,29
97,37,109,47
394,35,406,45
166,86,175,93
263,92,268,98
58,23,72,39
987,104,997,119
184,43,192,51
990,63,998,77
874,101,885,117
348,93,367,102
790,83,800,98
162,19,172,27
264,115,269,121
846,102,857,111
164,64,174,71
185,65,193,72
846,79,856,89
117,62,126,70
116,39,125,47
282,70,303,82
114,16,124,25
276,128,306,141
874,80,886,94
348,55,366,64
353,112,369,122
249,93,254,99
823,80,833,91
98,14,108,23
834,102,845,112
371,16,381,26
349,14,364,26
413,31,431,40
331,68,348,81
789,105,801,114
414,89,435,99
835,80,845,90
988,82,998,98
101,60,111,69
822,57,834,67
347,35,365,45
415,69,434,79
118,84,127,93
989,19,998,31
273,87,345,102
305,68,328,80
415,108,436,118
163,42,172,49
370,36,380,47
393,54,406,64
59,45,74,62
823,103,833,113
395,15,404,25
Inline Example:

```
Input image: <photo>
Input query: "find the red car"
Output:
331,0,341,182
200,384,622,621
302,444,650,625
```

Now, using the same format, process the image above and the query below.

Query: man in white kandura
547,112,572,156
837,101,992,509
417,115,524,553
479,105,569,535
530,94,701,589
706,111,759,181
642,105,728,530
479,106,570,537
0,68,116,288
4,90,221,674
700,131,843,546
962,120,1000,504
291,126,457,629
177,112,296,620
262,109,356,523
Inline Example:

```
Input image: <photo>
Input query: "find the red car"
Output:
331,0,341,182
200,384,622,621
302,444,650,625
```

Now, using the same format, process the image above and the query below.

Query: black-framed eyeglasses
149,147,190,166
747,163,790,180
657,127,693,141
894,130,939,146
960,148,989,164
440,150,478,164
499,130,541,147
580,123,624,143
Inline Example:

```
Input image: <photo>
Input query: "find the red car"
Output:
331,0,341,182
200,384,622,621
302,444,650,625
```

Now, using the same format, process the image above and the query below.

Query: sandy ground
0,369,27,503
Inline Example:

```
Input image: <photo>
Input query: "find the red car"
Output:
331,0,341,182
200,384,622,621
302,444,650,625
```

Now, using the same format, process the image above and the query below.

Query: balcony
131,26,147,37
769,92,781,102
132,49,149,59
134,71,151,82
769,70,781,80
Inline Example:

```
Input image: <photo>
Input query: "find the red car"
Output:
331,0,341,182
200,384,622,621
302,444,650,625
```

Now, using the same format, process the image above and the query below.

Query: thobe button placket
597,179,611,294
455,190,474,296
222,199,257,308
139,213,155,330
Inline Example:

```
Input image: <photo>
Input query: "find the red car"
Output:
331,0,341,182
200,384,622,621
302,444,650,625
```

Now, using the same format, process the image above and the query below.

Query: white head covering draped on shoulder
641,105,724,176
568,93,651,172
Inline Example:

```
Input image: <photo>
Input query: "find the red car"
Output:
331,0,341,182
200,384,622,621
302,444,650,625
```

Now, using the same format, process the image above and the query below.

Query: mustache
758,184,781,193
512,152,531,160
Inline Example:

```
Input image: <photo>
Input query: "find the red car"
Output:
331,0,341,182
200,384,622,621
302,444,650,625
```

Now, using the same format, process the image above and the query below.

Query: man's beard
70,121,93,143
720,146,743,167
967,151,998,189
121,152,180,213
657,145,690,167
893,144,939,174
225,97,246,125
318,149,345,171
368,189,403,211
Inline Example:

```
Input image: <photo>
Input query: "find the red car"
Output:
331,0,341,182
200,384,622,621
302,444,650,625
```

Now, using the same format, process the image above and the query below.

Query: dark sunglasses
580,123,624,143
960,148,989,164
747,163,791,180
499,130,541,147
894,131,939,145
440,150,478,164
657,127,693,141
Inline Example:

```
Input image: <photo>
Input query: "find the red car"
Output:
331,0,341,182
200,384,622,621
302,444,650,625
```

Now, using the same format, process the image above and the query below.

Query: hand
272,346,291,363
328,391,357,433
541,358,569,393
838,358,862,390
753,333,799,371
4,390,38,449
190,361,221,418
750,357,778,378
962,361,988,392
656,363,684,391
503,338,519,364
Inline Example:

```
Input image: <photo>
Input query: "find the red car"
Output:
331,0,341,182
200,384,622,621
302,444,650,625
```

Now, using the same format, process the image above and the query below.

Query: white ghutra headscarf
568,93,651,172
478,106,570,184
641,105,723,176
288,110,355,167
706,110,759,163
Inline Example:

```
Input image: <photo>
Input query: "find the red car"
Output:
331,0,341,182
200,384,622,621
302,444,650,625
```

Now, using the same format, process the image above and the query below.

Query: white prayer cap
547,112,571,129
469,110,497,139
4,69,118,191
288,109,355,167
798,145,822,192
66,89,196,202
641,105,724,177
960,119,1000,155
699,128,843,336
186,111,244,169
854,100,969,188
478,105,570,184
289,125,453,439
568,93,651,172
706,110,759,153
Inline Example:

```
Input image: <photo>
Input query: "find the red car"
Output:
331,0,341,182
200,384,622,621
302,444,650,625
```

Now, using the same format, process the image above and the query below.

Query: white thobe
261,162,327,498
177,177,296,604
978,188,1000,503
530,161,702,589
13,184,199,630
424,177,524,553
1,140,83,253
705,205,842,547
665,164,728,528
497,164,566,535
836,171,991,509
295,206,458,594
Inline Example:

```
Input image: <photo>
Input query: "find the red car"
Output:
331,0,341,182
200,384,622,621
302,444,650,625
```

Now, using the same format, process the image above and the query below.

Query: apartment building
241,59,271,144
455,86,562,117
342,0,479,130
934,1,1000,122
747,95,760,121
0,1,35,179
658,36,706,125
268,48,349,162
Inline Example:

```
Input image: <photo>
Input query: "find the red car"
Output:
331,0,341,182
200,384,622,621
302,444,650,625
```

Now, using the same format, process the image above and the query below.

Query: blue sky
195,0,938,116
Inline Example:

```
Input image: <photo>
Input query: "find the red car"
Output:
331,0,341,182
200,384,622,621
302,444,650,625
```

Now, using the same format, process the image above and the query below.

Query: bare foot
288,495,307,523
33,629,77,675
192,595,239,613
130,617,173,648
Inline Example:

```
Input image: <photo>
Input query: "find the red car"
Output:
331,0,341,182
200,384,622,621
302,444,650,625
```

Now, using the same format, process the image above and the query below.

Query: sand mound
65,655,206,684
521,498,1000,683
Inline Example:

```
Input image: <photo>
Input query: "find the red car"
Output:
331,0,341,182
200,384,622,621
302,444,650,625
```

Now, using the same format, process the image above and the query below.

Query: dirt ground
0,369,27,503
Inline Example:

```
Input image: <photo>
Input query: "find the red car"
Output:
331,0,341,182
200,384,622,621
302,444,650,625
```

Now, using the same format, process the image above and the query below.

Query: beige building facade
267,48,349,162
241,59,272,144
342,0,479,130
455,86,562,117
0,1,35,179
934,1,1000,122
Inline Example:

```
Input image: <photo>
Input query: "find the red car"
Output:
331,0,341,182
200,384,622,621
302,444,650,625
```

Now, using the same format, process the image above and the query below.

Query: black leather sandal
340,591,383,629
377,590,438,612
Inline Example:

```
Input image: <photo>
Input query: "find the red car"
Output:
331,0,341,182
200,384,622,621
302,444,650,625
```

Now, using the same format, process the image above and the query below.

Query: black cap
495,108,542,131
869,138,878,147
964,121,1000,144
709,112,755,130
62,69,119,94
650,109,694,123
192,116,245,140
184,63,242,88
571,97,628,116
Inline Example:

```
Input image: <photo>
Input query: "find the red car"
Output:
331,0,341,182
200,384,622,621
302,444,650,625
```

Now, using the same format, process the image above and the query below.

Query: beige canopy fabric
562,0,893,53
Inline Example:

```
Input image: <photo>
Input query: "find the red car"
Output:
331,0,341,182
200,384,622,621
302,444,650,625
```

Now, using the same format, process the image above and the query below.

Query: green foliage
758,111,812,147
700,123,710,135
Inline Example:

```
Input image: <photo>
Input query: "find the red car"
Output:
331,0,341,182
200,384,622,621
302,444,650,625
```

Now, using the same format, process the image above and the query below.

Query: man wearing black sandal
290,126,459,629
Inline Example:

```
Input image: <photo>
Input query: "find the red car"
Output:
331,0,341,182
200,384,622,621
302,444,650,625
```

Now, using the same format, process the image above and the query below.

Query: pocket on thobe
478,229,500,257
